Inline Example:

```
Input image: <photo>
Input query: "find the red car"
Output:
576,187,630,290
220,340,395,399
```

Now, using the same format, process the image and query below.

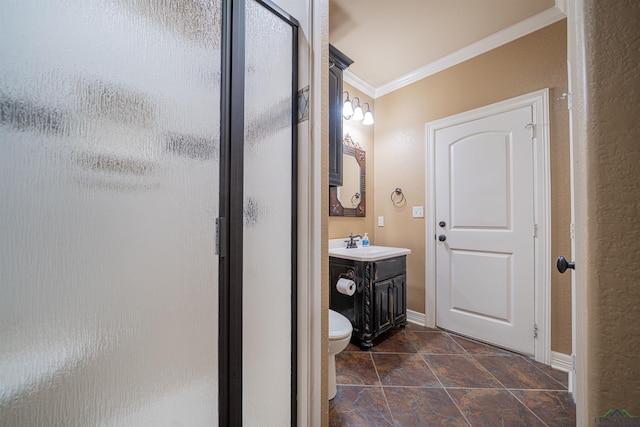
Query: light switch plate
412,206,424,218
378,216,384,226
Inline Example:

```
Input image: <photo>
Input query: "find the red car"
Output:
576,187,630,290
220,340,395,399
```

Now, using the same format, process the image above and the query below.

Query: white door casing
565,0,587,415
426,89,551,363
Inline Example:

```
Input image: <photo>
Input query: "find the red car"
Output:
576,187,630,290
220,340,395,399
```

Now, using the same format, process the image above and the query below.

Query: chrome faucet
345,233,362,249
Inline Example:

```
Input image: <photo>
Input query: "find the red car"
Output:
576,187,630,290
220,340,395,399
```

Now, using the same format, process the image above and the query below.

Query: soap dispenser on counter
362,233,370,247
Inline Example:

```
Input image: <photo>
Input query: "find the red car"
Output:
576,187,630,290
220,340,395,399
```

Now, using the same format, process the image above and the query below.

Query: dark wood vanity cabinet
373,275,407,335
328,44,353,187
330,255,407,349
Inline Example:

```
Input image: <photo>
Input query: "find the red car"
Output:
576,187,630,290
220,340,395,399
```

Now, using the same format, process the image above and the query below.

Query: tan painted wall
373,21,572,354
328,83,376,241
583,0,640,420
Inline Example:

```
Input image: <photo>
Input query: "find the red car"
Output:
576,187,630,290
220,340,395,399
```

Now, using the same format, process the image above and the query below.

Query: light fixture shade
363,110,374,125
352,104,364,121
343,99,353,118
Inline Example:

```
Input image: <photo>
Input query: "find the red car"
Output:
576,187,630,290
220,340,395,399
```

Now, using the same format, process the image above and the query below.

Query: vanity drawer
374,256,406,281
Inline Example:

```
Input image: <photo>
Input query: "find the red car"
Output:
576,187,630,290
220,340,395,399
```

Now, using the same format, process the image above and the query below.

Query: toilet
328,309,353,400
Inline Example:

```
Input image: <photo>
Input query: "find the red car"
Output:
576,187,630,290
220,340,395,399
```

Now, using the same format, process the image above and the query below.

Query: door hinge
533,323,538,338
533,223,538,238
525,123,535,138
216,217,227,258
572,354,576,371
570,223,575,240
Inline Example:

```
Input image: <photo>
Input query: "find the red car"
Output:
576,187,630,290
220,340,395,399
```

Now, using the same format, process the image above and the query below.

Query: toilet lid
329,309,352,340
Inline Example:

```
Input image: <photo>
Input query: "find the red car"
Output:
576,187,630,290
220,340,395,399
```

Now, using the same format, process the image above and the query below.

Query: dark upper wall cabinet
328,44,353,187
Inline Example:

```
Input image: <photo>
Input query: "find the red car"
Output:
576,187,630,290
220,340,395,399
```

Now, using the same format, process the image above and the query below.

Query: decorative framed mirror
329,134,366,216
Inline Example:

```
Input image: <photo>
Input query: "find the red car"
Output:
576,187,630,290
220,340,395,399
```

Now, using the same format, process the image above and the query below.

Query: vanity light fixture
351,98,364,121
342,91,354,119
362,103,374,125
343,91,374,124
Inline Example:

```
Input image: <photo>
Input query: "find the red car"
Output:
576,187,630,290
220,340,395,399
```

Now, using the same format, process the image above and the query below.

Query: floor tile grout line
337,384,563,390
436,343,562,427
448,334,514,357
340,384,441,389
405,329,469,355
425,353,509,390
336,382,389,387
448,332,520,356
414,330,569,391
467,354,511,391
443,386,567,391
335,352,380,387
441,388,473,426
418,351,473,426
442,331,472,356
368,350,528,356
472,353,569,391
505,388,551,427
435,350,550,427
332,382,570,391
418,352,476,356
345,351,417,355
521,356,570,390
369,351,397,426
401,329,420,354
418,352,447,389
507,387,570,392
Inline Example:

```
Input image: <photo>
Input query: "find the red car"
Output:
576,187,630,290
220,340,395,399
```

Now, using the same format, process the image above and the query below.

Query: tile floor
330,323,575,427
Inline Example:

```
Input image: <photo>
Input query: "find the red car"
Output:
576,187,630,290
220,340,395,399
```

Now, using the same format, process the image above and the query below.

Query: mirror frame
329,137,365,217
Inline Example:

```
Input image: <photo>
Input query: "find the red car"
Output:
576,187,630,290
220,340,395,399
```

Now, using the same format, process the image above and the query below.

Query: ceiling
329,0,559,94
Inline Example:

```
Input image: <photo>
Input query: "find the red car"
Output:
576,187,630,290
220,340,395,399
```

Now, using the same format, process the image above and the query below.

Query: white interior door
435,105,535,355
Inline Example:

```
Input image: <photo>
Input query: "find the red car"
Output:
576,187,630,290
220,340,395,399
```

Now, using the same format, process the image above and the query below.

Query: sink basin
329,245,411,262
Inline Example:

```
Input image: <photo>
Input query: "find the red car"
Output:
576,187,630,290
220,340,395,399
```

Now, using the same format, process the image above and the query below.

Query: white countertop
328,245,411,262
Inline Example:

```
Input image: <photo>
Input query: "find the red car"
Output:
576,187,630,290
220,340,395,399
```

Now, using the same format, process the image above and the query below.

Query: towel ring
390,188,405,206
351,192,361,207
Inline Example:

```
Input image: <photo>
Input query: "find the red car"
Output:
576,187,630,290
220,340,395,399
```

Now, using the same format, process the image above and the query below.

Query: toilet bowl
328,309,353,400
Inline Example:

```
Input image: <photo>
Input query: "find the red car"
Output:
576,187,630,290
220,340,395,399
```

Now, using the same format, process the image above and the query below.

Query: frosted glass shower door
242,0,297,424
0,1,222,425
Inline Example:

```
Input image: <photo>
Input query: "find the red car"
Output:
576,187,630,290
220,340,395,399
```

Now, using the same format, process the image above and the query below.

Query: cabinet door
328,64,343,187
374,279,394,335
392,275,407,325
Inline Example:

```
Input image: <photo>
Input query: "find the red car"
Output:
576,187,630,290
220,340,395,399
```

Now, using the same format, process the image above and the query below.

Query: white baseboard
551,351,572,372
406,309,426,326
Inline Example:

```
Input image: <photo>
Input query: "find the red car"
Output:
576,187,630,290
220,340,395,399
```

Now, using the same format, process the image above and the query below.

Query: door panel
436,105,535,355
393,275,407,325
0,1,221,425
451,134,511,228
374,280,393,333
450,250,512,322
242,0,296,424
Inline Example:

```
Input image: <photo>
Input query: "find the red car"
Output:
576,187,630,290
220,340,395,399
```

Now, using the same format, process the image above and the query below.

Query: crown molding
343,70,376,99
358,6,566,99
